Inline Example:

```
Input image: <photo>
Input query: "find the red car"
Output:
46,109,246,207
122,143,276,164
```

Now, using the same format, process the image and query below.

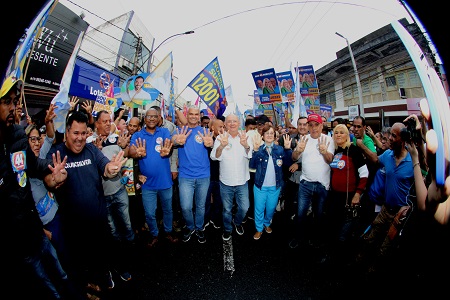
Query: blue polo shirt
175,126,210,179
130,127,173,190
379,149,414,207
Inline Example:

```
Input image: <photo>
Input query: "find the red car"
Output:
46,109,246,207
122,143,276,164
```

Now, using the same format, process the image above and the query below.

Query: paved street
98,209,444,300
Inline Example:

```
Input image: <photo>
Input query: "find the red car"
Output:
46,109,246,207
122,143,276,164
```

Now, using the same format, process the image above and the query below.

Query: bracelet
413,162,420,168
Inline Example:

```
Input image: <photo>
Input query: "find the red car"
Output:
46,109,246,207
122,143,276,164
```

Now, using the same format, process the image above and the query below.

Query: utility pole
132,36,142,118
336,32,365,118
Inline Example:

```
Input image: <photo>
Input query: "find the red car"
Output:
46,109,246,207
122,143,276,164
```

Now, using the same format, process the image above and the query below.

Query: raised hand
295,135,308,153
199,127,214,147
45,103,57,124
93,135,107,150
318,135,330,154
118,129,130,149
160,138,173,157
217,130,229,148
48,151,68,188
283,134,292,149
253,134,263,151
173,126,192,145
131,137,146,158
69,96,79,111
81,100,93,115
238,130,249,148
107,150,127,177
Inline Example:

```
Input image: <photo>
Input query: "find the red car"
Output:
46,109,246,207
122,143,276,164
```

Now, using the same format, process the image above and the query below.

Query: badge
276,159,283,167
108,136,117,144
195,134,203,144
156,137,163,145
11,151,26,172
17,171,27,187
155,145,161,152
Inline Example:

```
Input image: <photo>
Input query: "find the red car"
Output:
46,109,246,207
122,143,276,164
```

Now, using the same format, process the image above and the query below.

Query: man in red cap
289,113,334,249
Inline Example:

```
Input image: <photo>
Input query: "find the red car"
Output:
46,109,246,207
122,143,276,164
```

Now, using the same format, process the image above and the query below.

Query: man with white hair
211,114,253,241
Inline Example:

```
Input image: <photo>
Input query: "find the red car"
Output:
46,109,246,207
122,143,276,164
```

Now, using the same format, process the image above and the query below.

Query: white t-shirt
298,133,334,190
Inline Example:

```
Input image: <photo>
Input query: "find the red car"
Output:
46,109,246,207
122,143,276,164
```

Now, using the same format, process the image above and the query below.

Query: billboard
25,2,88,91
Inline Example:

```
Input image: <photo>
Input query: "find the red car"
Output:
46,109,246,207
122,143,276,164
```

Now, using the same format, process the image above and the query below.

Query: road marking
223,237,235,275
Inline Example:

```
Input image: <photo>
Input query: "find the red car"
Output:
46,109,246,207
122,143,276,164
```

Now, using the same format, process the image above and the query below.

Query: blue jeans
105,186,135,242
24,234,67,299
178,177,210,231
220,181,249,233
253,185,280,232
142,187,174,237
296,180,328,242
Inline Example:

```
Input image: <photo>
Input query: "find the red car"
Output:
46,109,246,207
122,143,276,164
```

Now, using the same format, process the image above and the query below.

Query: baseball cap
0,77,22,99
307,113,323,124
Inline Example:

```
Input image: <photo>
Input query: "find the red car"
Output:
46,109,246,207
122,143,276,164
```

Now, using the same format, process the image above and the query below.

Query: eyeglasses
145,115,158,120
28,136,42,143
353,125,363,128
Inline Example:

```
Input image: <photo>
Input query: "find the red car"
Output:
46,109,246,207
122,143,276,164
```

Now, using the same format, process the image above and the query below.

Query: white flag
52,31,84,133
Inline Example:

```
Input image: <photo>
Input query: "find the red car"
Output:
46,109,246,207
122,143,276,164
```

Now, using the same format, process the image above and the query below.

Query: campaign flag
188,57,225,112
276,71,295,102
294,64,308,118
252,68,282,104
52,31,84,133
121,73,160,108
3,0,58,85
147,52,173,106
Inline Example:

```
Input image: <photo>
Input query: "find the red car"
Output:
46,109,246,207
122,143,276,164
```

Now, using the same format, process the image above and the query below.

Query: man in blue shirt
355,122,414,275
171,106,214,243
128,108,178,248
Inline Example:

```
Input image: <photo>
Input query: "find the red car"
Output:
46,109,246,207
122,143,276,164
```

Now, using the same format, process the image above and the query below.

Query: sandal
87,293,100,300
86,283,101,293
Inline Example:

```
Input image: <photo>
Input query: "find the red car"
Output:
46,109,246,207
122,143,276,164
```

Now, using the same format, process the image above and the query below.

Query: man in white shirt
289,113,334,249
211,114,253,241
128,76,151,103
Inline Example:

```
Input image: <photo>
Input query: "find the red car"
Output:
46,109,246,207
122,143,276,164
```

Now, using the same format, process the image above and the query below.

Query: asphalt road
96,208,446,300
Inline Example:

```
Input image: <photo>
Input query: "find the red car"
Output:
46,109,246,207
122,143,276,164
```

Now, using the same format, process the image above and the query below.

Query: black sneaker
289,238,299,249
210,220,221,229
234,222,244,235
196,230,206,244
222,231,232,241
182,228,195,242
119,271,132,282
106,270,115,289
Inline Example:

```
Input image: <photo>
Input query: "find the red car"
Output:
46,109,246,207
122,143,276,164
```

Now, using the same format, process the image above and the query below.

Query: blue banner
69,58,119,101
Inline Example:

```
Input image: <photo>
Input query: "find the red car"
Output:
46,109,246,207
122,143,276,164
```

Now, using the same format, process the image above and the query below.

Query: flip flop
87,293,101,300
86,283,101,293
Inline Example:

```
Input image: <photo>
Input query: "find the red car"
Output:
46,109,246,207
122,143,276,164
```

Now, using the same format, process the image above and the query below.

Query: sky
59,0,414,111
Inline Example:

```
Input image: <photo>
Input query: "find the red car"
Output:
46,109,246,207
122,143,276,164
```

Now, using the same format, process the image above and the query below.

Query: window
396,72,407,88
385,76,397,88
371,79,381,93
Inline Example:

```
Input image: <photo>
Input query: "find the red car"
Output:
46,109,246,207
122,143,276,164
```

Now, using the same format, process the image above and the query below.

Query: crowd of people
2,78,449,299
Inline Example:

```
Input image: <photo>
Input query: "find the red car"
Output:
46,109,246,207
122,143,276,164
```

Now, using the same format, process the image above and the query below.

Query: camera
400,118,420,142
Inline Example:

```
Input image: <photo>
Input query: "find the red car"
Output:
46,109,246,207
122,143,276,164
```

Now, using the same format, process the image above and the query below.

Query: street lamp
335,32,365,118
138,30,194,73
132,30,194,117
